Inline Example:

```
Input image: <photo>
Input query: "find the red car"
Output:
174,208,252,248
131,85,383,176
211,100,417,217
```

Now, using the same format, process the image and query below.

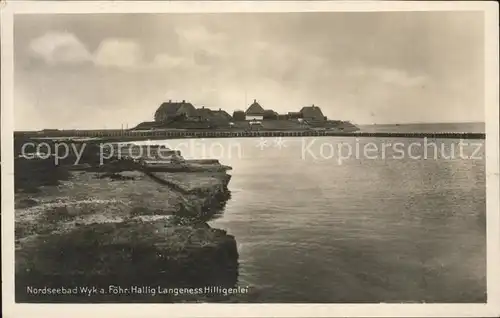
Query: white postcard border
2,1,499,317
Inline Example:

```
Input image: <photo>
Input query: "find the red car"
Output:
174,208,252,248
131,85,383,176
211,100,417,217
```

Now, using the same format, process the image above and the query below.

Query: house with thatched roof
287,111,302,119
232,110,246,121
196,106,232,124
263,109,279,120
154,100,198,122
196,106,213,121
245,99,266,121
212,109,232,122
300,104,326,122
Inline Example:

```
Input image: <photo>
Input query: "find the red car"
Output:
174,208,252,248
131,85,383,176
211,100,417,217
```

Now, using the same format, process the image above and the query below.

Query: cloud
347,67,428,87
29,31,92,65
175,25,227,56
94,39,144,69
152,53,195,69
29,31,205,72
374,68,427,87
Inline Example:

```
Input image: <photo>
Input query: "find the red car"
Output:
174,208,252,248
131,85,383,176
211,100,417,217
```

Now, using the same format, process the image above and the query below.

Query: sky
13,11,484,130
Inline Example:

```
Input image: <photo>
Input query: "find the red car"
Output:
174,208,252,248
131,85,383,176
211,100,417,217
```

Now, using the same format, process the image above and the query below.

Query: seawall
15,130,486,143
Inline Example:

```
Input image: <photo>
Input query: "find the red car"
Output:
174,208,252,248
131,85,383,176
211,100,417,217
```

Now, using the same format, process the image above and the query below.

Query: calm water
142,135,487,303
358,122,485,133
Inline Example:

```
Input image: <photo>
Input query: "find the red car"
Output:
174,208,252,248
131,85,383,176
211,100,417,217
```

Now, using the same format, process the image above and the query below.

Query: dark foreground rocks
16,220,238,302
14,150,238,303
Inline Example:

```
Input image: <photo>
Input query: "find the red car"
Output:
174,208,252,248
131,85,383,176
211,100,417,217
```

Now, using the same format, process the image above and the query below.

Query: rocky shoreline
14,141,239,303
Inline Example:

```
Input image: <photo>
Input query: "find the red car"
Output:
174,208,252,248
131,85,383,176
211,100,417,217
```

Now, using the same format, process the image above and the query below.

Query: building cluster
154,99,327,124
154,100,232,124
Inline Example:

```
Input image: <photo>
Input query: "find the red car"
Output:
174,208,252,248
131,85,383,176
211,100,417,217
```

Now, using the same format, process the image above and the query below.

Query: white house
245,99,265,121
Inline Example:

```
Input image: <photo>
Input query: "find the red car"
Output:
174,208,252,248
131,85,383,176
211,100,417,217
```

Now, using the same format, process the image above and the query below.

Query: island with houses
16,99,485,140
140,99,358,132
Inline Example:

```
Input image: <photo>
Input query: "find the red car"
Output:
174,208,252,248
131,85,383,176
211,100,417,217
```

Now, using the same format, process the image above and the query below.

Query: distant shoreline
14,130,486,142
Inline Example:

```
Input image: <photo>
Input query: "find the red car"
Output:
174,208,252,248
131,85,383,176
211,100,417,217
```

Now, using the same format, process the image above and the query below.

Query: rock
17,198,38,209
15,158,71,193
97,172,136,181
16,220,238,302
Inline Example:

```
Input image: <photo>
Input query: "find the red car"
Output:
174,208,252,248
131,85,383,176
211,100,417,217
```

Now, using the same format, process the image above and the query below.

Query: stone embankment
15,128,485,143
14,141,237,302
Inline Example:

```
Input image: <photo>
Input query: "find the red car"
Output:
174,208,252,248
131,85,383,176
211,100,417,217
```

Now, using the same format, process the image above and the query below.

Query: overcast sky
14,11,484,130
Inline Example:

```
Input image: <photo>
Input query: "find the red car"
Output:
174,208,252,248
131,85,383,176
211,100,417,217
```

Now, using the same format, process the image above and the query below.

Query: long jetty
16,129,486,141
